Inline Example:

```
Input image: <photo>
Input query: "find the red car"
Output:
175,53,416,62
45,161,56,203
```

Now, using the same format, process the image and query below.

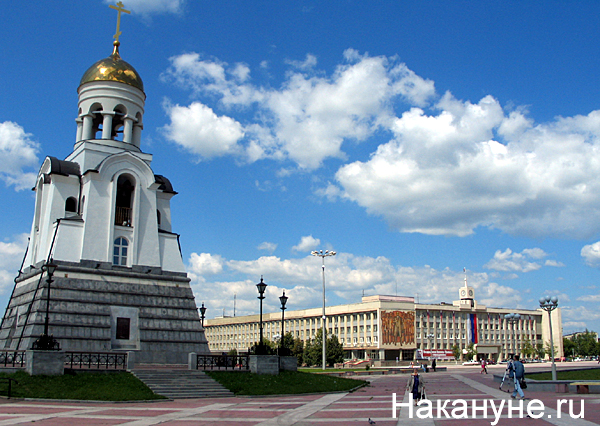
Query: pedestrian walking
480,358,488,374
509,355,526,400
406,368,425,405
432,358,437,372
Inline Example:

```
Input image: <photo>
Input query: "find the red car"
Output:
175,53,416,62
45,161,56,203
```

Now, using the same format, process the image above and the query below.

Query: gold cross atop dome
109,2,131,43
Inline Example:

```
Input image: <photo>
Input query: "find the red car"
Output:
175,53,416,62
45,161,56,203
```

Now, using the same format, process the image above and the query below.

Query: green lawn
206,370,367,395
527,369,600,381
0,371,166,401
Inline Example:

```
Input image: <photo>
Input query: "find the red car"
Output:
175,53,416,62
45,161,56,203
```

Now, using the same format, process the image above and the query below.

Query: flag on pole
469,313,478,344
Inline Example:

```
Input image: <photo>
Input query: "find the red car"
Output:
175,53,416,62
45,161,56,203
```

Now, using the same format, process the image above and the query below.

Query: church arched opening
115,174,134,226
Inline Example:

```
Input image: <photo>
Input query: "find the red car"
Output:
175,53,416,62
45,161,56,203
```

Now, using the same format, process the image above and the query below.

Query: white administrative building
205,277,562,362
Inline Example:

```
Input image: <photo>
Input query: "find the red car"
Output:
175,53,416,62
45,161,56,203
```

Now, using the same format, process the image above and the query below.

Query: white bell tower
0,3,208,363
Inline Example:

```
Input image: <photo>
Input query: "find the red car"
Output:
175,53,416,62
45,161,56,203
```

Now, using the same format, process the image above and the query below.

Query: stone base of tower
0,260,209,365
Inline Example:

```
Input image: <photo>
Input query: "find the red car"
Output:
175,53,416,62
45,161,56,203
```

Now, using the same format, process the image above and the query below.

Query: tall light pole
279,290,288,355
256,277,268,354
539,296,559,381
311,249,336,370
504,313,521,360
427,333,435,362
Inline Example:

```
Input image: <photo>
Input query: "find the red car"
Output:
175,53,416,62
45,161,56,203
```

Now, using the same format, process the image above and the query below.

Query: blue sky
2,1,600,334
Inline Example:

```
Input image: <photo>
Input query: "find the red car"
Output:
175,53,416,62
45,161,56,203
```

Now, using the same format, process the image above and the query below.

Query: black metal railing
196,354,249,370
0,350,25,367
115,206,132,227
65,352,128,370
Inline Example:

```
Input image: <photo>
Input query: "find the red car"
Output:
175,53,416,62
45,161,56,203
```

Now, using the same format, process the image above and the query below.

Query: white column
82,114,94,140
102,113,114,140
123,116,134,143
75,118,83,142
132,123,143,147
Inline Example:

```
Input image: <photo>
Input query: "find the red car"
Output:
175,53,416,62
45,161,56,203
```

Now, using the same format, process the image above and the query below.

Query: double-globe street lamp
256,277,268,354
311,250,336,370
539,295,559,381
504,313,521,360
32,259,60,350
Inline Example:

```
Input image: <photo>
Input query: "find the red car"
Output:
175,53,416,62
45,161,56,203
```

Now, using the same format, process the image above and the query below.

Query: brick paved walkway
0,366,599,425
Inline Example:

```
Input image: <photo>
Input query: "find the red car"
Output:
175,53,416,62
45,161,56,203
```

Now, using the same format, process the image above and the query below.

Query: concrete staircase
132,369,235,399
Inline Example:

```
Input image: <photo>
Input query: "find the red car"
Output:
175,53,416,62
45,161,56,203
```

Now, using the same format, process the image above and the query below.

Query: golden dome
79,41,144,92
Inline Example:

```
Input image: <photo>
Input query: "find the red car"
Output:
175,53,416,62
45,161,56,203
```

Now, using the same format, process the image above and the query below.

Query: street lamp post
427,333,435,363
504,313,521,360
279,290,288,355
539,296,559,381
427,333,435,349
256,277,268,354
311,249,336,370
199,302,207,327
32,259,60,350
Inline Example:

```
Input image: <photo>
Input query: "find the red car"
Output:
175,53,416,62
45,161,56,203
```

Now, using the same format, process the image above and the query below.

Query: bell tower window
113,237,128,266
65,197,77,216
112,106,126,140
91,106,103,139
115,175,134,226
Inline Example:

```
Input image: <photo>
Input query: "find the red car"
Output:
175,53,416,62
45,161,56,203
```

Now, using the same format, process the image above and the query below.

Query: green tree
326,335,344,366
302,329,344,367
281,332,295,351
573,330,598,357
291,336,304,363
545,341,559,360
521,338,534,358
563,337,576,358
227,348,238,356
535,342,546,359
465,342,477,361
451,344,461,361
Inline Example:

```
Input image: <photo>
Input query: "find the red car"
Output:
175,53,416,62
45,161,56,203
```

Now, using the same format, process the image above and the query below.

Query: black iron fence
0,350,25,367
65,351,128,370
196,354,249,370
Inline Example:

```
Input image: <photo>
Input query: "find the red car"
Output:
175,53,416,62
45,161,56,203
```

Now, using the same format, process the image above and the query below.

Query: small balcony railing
115,206,132,227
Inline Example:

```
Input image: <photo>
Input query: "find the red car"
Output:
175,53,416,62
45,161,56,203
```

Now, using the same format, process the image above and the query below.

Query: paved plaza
0,363,599,425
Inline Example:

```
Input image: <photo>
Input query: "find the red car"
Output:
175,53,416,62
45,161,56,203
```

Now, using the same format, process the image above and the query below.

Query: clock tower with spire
456,268,478,310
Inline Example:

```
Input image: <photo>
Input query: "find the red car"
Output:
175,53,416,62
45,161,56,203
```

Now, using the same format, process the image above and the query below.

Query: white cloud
484,248,548,273
0,234,29,295
162,51,434,169
581,242,600,267
561,306,600,332
188,253,224,276
576,294,600,302
335,94,600,238
0,122,39,191
163,50,600,239
292,235,321,252
257,242,277,253
185,247,525,318
162,101,244,159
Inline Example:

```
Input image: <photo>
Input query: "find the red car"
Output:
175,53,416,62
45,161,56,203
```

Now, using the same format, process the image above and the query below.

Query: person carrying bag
509,355,527,400
406,368,426,405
